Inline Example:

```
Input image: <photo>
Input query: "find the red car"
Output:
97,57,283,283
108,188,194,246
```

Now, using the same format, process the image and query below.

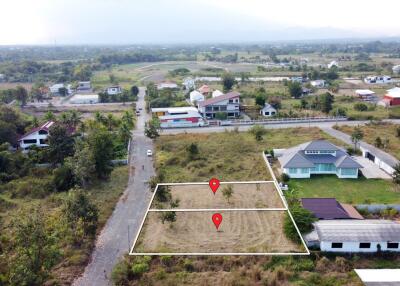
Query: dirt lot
134,211,304,253
151,183,285,209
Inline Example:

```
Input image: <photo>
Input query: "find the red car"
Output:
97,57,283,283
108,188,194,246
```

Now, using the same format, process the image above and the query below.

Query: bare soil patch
151,183,284,209
134,211,303,253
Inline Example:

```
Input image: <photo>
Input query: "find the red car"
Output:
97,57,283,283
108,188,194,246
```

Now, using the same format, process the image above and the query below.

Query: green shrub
111,261,130,285
132,262,149,276
281,173,290,183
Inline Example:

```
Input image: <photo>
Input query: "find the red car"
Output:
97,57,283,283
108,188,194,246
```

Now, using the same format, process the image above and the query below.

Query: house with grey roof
304,220,400,253
277,140,362,179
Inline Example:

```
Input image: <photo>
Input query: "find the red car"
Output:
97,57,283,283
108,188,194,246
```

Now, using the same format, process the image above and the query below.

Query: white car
146,150,153,156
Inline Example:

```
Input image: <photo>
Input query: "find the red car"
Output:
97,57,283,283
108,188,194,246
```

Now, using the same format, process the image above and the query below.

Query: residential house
198,85,211,96
355,89,377,102
183,77,195,90
197,91,240,119
77,81,92,91
301,198,363,220
310,80,326,88
328,61,339,69
189,90,205,104
49,83,72,96
393,65,400,74
290,77,304,83
277,140,362,179
157,81,178,90
0,73,5,82
18,121,54,150
106,86,122,95
382,87,400,106
302,87,312,96
260,103,277,117
304,220,400,253
212,90,224,98
364,75,392,84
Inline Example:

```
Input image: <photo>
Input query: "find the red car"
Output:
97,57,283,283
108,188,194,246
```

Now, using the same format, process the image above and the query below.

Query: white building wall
284,168,311,178
361,147,395,175
321,241,400,253
19,132,49,149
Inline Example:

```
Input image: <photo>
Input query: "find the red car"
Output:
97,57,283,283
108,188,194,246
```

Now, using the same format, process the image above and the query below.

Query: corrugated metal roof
315,220,400,242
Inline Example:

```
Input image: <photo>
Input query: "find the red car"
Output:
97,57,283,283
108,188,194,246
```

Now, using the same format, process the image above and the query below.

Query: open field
151,183,285,209
155,128,346,182
289,175,400,204
133,210,304,254
337,123,400,159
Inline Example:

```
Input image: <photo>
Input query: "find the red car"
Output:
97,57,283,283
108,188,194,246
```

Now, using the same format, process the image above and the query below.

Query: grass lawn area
155,127,344,182
289,175,400,204
337,123,400,160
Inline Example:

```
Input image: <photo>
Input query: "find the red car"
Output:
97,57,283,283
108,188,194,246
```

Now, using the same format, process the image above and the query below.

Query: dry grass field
151,183,285,209
134,211,303,253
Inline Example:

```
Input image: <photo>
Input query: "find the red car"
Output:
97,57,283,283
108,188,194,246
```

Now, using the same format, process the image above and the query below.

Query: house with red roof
197,91,240,119
18,121,55,150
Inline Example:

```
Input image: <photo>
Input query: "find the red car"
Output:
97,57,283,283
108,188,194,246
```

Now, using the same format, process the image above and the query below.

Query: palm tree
106,114,115,131
44,111,56,122
94,111,105,124
69,110,82,128
31,117,39,127
119,122,131,144
59,112,70,125
121,111,135,129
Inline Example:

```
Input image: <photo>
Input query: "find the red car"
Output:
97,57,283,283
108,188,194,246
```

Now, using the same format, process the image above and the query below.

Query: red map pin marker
209,178,220,194
212,213,223,230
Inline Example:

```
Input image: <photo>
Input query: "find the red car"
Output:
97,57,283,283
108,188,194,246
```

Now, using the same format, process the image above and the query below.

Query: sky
1,0,400,45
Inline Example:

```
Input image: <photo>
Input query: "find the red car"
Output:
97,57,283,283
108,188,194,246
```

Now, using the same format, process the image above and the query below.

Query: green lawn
289,175,400,204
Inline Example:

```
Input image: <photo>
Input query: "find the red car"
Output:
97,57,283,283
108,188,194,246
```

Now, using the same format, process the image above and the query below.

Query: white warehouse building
305,220,400,253
69,94,99,104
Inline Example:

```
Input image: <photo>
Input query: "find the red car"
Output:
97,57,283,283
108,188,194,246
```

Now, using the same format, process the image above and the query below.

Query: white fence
209,116,347,126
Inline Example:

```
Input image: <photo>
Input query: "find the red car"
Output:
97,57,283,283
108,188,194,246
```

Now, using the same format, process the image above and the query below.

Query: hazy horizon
1,0,400,45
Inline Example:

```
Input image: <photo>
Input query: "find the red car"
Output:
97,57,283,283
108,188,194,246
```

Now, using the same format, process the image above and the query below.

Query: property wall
321,241,400,253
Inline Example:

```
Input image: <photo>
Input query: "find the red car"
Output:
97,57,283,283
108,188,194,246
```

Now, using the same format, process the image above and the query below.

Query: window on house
213,106,220,111
341,168,357,176
23,139,37,144
227,113,234,117
39,139,48,144
387,242,399,249
229,99,233,103
271,112,276,115
300,168,309,174
220,106,227,111
265,112,270,115
235,99,239,103
288,168,297,174
205,106,212,111
38,130,48,135
331,243,343,248
359,243,371,249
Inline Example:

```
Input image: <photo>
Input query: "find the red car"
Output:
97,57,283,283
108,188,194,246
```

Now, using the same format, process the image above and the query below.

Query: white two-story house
197,91,240,119
18,121,55,150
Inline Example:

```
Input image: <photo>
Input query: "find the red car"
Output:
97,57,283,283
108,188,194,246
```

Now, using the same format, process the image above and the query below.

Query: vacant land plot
337,123,400,159
134,211,303,253
155,127,343,182
289,175,400,204
151,183,285,209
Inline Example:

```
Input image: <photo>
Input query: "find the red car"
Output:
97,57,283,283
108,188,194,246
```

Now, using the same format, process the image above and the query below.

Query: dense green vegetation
0,105,133,285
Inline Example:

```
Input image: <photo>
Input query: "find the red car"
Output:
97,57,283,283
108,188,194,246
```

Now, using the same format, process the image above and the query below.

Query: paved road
160,119,400,135
73,87,154,286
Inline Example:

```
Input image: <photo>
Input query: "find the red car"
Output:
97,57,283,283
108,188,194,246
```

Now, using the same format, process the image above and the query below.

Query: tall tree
48,124,75,165
88,131,114,179
287,81,302,99
351,126,364,153
66,140,96,188
15,85,28,106
222,72,236,92
9,207,59,285
131,85,139,97
63,189,99,240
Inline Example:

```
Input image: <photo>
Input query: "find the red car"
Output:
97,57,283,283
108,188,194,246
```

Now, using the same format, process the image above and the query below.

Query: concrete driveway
353,156,392,179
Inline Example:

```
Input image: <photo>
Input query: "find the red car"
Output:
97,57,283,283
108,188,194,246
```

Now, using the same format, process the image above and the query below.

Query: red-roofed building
197,91,240,119
18,121,55,150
